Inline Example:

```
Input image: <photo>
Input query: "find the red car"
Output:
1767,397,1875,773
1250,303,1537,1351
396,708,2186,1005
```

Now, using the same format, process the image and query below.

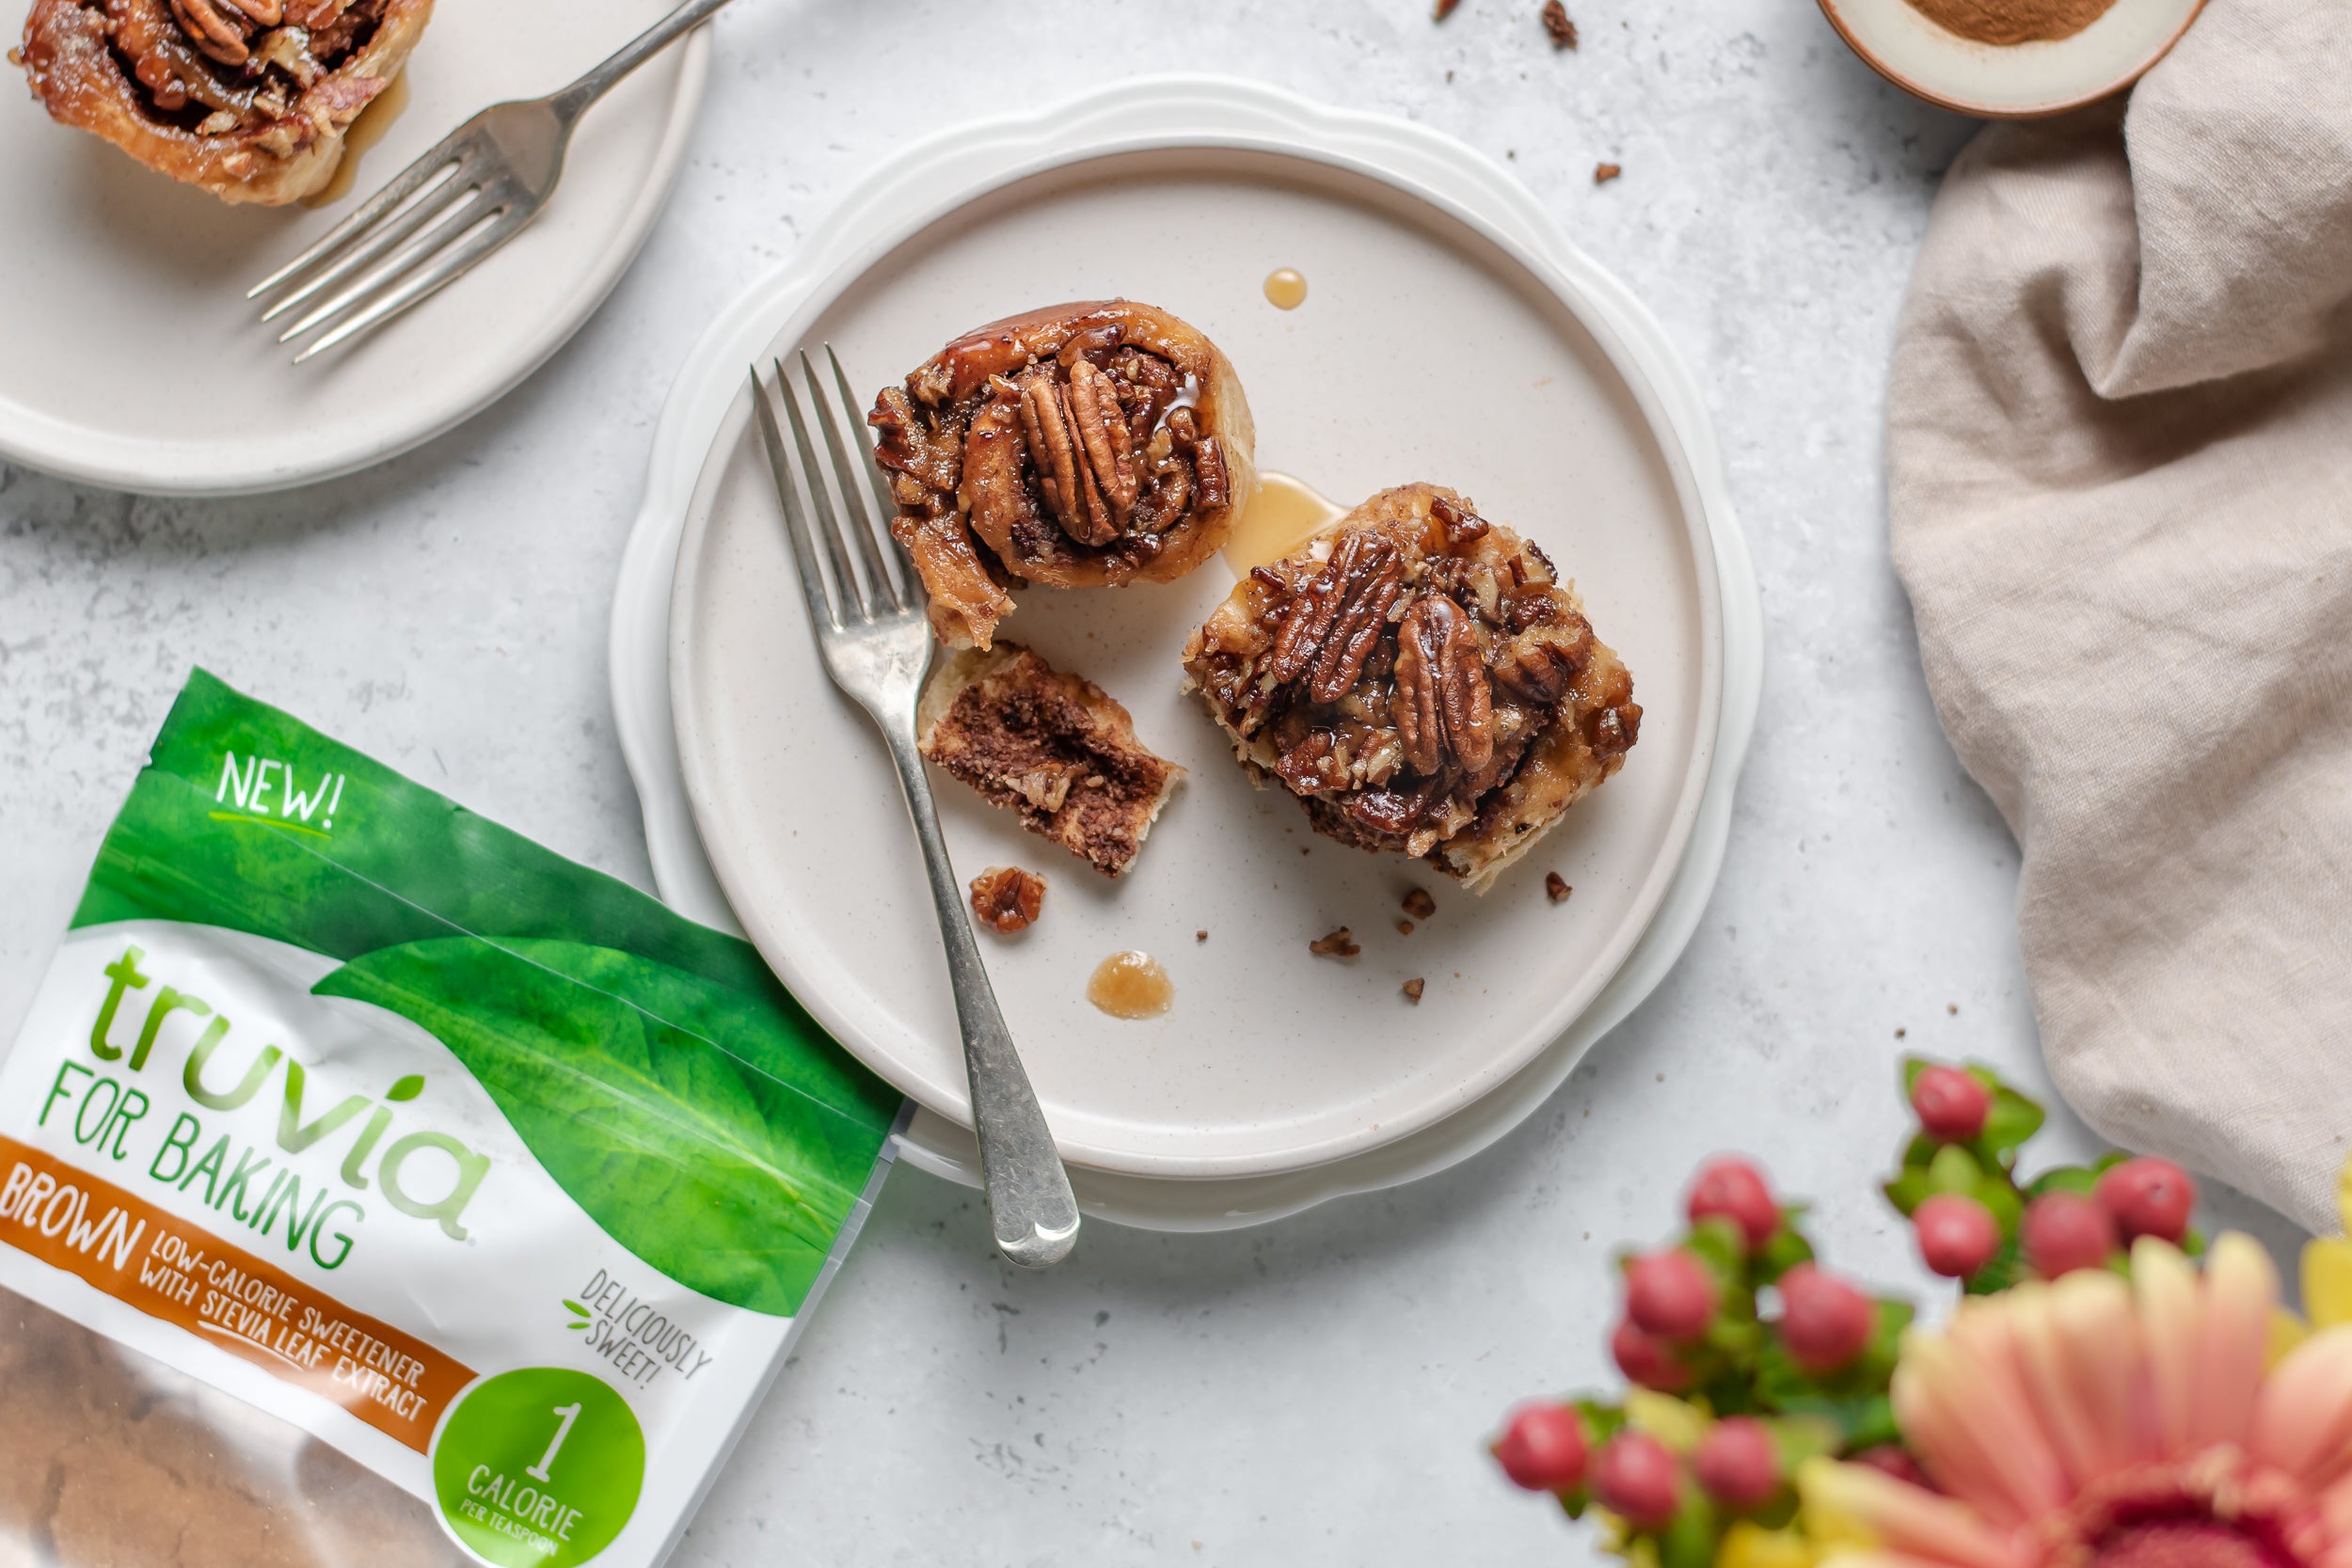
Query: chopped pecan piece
1402,888,1438,921
1493,621,1595,705
1432,495,1489,549
1546,872,1572,903
1542,0,1578,48
1310,927,1361,959
1593,702,1642,759
1403,977,1427,1004
1391,595,1495,775
1274,730,1338,797
970,866,1047,933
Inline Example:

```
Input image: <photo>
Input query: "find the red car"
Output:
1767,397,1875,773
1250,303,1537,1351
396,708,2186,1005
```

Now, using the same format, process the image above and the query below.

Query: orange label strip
0,1134,474,1454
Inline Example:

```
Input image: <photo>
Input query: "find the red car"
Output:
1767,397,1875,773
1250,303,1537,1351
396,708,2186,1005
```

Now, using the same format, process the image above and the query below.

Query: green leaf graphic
315,937,897,1317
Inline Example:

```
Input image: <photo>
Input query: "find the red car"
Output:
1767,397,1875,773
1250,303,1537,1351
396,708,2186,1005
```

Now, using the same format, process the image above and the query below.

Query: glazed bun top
870,299,1257,648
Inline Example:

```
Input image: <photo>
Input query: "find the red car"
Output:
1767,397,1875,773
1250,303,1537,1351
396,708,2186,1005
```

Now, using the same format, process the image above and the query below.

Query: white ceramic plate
664,99,1726,1184
1819,0,2204,117
615,78,1757,1224
0,0,706,495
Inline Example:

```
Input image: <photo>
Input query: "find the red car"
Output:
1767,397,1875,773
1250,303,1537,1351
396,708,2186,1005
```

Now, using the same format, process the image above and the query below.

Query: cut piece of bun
871,300,1257,649
1182,483,1639,893
918,642,1184,879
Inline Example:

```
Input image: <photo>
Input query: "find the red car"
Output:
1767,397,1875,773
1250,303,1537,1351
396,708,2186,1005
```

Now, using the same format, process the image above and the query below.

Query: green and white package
0,671,903,1568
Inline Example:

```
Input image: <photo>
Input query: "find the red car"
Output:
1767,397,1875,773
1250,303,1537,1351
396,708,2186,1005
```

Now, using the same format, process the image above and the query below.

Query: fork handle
550,0,738,123
878,724,1082,1269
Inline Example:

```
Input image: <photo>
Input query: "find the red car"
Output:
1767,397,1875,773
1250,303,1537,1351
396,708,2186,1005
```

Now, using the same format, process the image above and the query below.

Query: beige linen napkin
1887,0,2352,1232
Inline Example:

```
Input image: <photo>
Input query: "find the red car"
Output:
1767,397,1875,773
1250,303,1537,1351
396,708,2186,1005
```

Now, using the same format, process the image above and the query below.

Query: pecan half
171,0,252,63
1018,374,1119,546
1065,356,1138,520
1391,595,1496,775
1265,532,1405,702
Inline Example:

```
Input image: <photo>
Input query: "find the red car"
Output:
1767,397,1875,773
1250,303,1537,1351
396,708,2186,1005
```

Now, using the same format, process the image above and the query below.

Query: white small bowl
1820,0,2206,119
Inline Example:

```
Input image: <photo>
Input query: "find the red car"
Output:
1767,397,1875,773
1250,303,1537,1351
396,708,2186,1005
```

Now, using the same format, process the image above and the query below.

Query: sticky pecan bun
869,300,1257,650
1183,483,1641,892
16,0,433,205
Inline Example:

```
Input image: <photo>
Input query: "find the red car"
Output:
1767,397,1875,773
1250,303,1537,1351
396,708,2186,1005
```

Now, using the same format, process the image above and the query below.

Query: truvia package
0,671,905,1568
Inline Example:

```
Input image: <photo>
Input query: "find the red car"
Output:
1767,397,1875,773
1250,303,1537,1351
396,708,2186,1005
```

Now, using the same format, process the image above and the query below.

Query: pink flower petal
2319,1468,2352,1538
2251,1327,2352,1480
1899,1332,2067,1522
2048,1269,2141,1478
2006,1283,2106,1490
1893,1358,2025,1528
1947,1295,2075,1503
1801,1459,2025,1568
2134,1236,2202,1456
2193,1232,2281,1448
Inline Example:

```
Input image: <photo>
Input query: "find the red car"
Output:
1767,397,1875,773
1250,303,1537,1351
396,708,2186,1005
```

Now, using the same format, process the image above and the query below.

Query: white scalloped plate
612,76,1760,1223
1819,0,2204,118
0,0,706,495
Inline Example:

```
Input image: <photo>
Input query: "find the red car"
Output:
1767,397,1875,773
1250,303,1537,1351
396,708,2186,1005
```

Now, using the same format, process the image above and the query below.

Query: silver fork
750,349,1082,1271
247,0,736,362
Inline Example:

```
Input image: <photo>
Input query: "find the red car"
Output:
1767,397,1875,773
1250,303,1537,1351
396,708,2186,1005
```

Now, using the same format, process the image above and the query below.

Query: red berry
2024,1192,2120,1278
2095,1157,2197,1244
1912,1066,1992,1142
1688,1157,1780,1251
1692,1418,1781,1510
1594,1432,1682,1529
1849,1445,1931,1490
1492,1402,1590,1493
1612,1319,1693,1392
1776,1264,1875,1374
1913,1195,2002,1279
1626,1250,1719,1341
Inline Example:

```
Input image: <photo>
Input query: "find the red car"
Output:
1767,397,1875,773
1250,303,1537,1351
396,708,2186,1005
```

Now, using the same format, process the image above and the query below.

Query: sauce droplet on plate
1263,268,1308,310
1222,470,1345,577
1088,951,1172,1019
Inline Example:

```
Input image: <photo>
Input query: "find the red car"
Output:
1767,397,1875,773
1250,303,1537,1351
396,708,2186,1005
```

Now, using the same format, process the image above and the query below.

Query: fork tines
247,135,520,363
748,348,914,630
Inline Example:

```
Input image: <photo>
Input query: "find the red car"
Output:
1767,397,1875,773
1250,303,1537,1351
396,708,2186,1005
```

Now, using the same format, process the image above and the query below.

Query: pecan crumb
970,865,1046,933
1397,920,1416,937
1594,162,1623,184
1541,0,1578,48
1545,872,1572,903
1310,927,1362,958
1896,1027,1909,1039
1196,928,1209,942
1433,0,1460,16
1947,1003,1960,1015
1403,978,1427,1004
1402,888,1438,921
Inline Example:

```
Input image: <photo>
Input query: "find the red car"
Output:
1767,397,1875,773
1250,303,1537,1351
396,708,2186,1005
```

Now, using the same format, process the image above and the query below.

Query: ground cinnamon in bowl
1905,0,2119,44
